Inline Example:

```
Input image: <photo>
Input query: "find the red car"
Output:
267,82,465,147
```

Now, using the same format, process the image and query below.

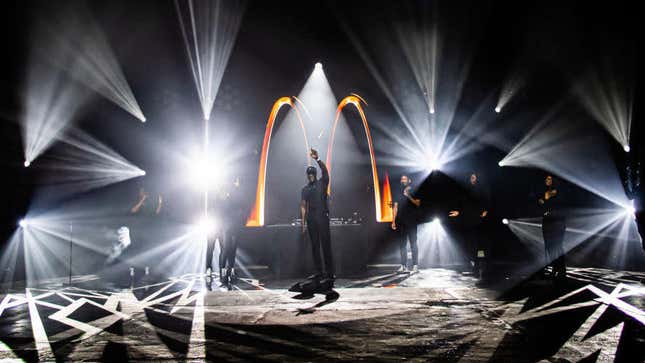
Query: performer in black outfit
300,148,334,280
460,172,489,276
218,177,245,283
391,175,421,273
539,174,567,281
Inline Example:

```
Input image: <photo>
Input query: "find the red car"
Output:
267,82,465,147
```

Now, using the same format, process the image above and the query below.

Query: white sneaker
396,265,407,274
412,265,418,273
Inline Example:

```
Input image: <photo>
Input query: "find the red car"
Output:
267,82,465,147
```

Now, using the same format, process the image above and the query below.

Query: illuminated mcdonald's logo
246,95,393,227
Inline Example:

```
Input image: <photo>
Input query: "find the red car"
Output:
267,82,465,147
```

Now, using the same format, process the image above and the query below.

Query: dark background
0,0,643,278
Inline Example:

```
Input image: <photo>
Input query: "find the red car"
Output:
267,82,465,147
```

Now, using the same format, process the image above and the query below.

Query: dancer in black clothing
539,174,567,281
218,177,246,283
391,175,421,273
459,173,489,276
300,149,334,280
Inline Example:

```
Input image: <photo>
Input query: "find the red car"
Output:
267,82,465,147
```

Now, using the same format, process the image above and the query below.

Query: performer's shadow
295,291,340,315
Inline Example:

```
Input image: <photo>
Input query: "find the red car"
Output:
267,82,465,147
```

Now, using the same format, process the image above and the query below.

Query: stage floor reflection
1,267,643,362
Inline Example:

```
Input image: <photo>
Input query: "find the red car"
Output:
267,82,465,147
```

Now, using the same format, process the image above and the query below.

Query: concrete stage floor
1,267,644,362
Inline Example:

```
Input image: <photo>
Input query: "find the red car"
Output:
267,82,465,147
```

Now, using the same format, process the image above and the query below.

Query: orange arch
246,97,310,226
326,96,393,222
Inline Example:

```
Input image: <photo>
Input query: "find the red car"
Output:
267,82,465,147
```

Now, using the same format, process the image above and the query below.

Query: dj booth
239,222,369,278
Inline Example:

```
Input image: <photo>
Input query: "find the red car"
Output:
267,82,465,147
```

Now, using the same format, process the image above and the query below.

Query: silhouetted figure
300,149,334,280
460,172,489,277
539,175,566,281
218,177,245,283
391,175,421,273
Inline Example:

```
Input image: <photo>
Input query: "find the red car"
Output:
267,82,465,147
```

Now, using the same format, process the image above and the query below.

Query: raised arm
310,148,329,188
317,159,329,187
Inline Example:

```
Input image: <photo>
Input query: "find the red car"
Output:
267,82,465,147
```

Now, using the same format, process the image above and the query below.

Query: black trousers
219,229,238,270
463,224,483,269
542,215,566,274
397,222,418,266
205,236,216,271
307,213,334,275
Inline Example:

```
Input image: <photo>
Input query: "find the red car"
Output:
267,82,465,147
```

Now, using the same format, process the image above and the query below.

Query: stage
1,267,643,362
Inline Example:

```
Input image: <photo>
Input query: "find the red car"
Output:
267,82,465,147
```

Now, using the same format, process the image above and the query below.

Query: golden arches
247,95,392,226
326,96,393,222
246,97,310,227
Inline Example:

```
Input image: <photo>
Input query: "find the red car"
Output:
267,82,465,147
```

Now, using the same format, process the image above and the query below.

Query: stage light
497,161,503,167
498,104,631,208
430,108,435,115
495,107,501,113
417,218,460,266
175,0,245,121
315,62,323,71
19,219,29,228
502,218,509,225
196,216,216,236
187,155,225,191
34,2,146,123
426,154,442,173
24,160,30,168
623,145,630,153
31,128,146,197
575,65,632,158
141,116,147,123
140,170,146,176
624,203,636,216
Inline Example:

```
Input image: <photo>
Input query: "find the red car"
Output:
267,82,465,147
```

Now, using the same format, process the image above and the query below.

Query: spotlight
314,62,323,71
495,107,501,113
625,205,636,215
196,216,216,236
140,170,146,176
426,155,442,173
19,219,29,228
497,161,503,167
187,155,225,191
141,116,147,123
430,108,435,114
431,217,441,226
502,218,509,225
24,160,31,167
623,144,630,153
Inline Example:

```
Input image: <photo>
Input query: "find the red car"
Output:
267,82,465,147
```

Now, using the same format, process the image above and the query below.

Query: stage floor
1,267,643,362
